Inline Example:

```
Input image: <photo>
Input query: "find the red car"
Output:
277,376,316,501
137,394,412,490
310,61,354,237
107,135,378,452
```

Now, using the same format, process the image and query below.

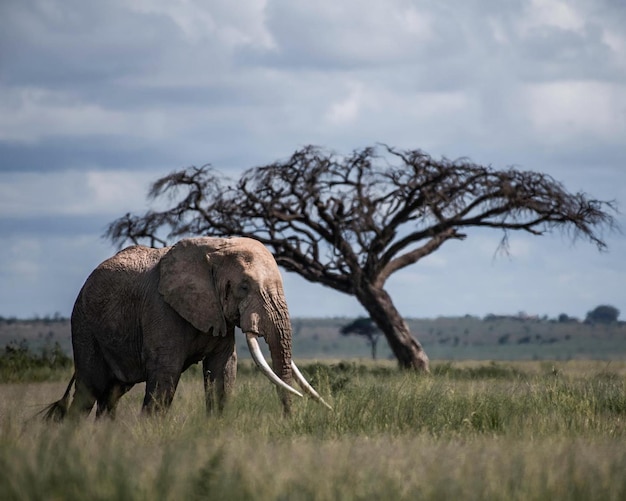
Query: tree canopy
586,305,620,324
107,144,617,370
340,317,382,360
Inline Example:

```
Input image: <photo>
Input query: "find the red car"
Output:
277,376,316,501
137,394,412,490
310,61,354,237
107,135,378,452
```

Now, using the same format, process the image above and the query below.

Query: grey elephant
45,236,330,420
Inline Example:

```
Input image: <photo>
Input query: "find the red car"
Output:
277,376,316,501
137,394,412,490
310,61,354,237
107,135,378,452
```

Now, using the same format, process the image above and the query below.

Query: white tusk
245,333,303,398
291,361,333,410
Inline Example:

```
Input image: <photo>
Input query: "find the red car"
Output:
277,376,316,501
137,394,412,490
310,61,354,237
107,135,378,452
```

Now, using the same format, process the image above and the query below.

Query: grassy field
1,360,625,500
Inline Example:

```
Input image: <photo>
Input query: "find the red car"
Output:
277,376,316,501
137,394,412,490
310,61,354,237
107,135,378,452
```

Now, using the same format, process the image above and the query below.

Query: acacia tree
106,145,616,372
340,317,382,360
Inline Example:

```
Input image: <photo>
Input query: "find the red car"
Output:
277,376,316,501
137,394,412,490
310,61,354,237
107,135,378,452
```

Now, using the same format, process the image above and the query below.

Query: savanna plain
1,359,625,500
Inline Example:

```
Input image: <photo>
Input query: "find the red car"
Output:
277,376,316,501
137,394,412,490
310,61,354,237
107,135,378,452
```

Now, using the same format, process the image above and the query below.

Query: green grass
1,361,625,500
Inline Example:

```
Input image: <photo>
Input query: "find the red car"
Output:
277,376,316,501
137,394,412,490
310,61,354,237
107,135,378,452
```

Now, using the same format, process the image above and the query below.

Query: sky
1,0,625,321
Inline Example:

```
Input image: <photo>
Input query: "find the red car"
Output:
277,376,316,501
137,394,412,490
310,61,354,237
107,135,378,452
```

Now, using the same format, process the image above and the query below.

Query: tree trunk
357,285,430,372
370,336,378,361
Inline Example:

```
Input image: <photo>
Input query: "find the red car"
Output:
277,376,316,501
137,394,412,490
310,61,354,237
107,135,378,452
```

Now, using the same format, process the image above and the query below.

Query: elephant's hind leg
96,382,134,419
67,378,97,418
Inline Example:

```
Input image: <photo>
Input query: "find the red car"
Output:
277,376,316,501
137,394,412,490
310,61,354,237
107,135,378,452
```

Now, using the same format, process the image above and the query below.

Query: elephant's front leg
203,341,237,414
143,370,182,414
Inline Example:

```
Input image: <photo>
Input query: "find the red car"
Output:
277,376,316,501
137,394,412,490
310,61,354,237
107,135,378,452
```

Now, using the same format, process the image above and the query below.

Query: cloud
259,1,436,69
3,238,42,283
0,1,172,87
522,0,585,33
0,88,152,143
128,0,276,48
325,83,364,125
0,234,114,318
0,169,154,217
525,81,626,142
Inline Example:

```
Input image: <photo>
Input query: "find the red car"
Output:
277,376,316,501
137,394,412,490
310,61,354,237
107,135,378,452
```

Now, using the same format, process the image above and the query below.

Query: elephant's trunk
266,308,333,410
243,301,332,411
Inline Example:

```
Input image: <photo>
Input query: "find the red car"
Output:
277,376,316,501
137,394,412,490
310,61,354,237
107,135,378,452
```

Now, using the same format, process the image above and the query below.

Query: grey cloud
255,1,468,70
0,1,177,87
0,0,248,115
256,0,625,91
518,25,621,82
0,214,113,238
0,136,180,173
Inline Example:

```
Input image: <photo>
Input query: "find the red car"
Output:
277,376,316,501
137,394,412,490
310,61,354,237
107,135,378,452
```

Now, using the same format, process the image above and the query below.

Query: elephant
45,236,331,420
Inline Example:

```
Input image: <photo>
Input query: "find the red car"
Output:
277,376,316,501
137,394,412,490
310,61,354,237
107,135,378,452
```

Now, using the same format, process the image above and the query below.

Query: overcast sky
1,0,625,321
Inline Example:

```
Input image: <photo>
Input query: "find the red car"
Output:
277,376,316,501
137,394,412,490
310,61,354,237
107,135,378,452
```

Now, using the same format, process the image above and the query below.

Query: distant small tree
585,305,620,324
558,313,578,323
340,317,382,360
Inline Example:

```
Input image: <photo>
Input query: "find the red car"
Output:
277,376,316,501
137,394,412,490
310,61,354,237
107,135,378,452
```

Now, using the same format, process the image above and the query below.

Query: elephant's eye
239,282,250,294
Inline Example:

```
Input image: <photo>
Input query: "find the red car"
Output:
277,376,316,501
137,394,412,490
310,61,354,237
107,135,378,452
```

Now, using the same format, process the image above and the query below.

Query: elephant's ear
158,239,227,336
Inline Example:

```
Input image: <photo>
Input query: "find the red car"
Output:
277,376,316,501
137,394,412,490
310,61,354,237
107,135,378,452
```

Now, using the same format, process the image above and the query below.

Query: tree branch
375,228,467,287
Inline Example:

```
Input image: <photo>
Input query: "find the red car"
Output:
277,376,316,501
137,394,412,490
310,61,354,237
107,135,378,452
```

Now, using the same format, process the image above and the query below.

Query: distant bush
0,339,72,382
498,334,510,345
558,313,578,323
586,305,620,324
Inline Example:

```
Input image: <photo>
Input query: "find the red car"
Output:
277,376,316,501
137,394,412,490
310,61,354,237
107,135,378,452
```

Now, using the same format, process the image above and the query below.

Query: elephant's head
158,236,330,411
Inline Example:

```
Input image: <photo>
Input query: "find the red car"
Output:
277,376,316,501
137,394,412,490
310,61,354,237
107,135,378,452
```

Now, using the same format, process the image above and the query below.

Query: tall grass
1,361,625,500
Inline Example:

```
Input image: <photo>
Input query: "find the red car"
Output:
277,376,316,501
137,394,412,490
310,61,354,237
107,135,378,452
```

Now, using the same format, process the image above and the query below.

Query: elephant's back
99,245,169,274
72,245,169,330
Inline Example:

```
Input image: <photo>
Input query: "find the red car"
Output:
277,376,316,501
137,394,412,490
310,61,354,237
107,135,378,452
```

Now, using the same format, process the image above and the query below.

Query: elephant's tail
42,372,76,422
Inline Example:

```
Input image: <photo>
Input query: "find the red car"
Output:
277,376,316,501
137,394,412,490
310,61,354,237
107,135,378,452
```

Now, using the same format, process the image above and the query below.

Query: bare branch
375,228,467,287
